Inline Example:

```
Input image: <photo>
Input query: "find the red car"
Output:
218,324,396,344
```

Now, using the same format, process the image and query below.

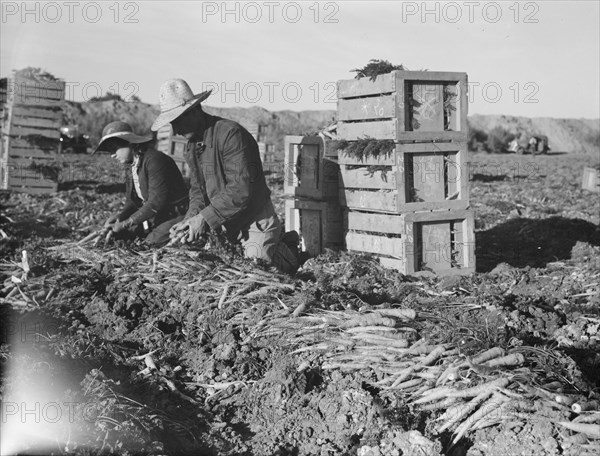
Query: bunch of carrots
251,307,599,448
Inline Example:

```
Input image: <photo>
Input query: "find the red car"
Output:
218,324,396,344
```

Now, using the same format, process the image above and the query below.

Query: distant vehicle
58,126,90,154
508,135,550,155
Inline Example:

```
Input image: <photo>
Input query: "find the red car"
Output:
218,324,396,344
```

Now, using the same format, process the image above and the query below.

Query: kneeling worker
151,79,299,273
94,121,189,246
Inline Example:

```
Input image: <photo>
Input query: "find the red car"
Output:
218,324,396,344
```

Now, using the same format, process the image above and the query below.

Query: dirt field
1,151,599,455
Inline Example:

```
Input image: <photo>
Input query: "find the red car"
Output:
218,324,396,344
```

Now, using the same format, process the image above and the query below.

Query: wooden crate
338,141,469,213
2,161,58,194
156,125,187,160
284,135,339,201
0,71,64,193
285,198,344,256
337,70,468,142
582,167,599,193
8,73,65,107
345,209,475,276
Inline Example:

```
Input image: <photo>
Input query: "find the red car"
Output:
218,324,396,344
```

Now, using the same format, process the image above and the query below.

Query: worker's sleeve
185,148,206,219
127,156,170,226
200,128,252,229
118,200,137,221
118,176,138,221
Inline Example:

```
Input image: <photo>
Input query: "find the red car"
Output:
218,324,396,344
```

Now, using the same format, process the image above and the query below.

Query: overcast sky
1,1,599,118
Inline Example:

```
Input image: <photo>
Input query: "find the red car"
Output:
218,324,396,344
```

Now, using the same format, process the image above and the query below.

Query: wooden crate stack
156,124,190,179
336,70,475,276
283,135,344,257
0,71,65,194
248,123,275,163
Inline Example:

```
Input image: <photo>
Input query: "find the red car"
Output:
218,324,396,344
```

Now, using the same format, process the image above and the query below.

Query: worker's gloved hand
170,214,208,244
112,219,134,233
185,214,208,243
104,214,120,227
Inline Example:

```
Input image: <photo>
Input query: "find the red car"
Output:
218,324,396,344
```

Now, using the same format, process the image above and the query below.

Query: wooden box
156,124,189,178
156,125,187,161
284,135,339,201
345,209,475,276
2,161,58,194
337,70,468,142
0,71,64,193
338,141,469,213
582,167,599,193
285,198,344,256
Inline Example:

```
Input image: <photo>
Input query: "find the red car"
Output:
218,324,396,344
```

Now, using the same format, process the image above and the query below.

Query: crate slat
7,149,58,159
346,231,405,258
7,183,58,194
337,94,397,121
340,190,397,212
8,97,62,108
337,120,397,141
10,106,62,120
8,175,57,187
9,138,59,151
337,151,395,166
337,167,397,189
7,126,60,139
346,211,406,235
11,116,61,130
337,72,395,98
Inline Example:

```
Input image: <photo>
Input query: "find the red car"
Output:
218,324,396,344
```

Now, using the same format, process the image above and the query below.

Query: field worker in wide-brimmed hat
95,121,189,246
151,79,301,273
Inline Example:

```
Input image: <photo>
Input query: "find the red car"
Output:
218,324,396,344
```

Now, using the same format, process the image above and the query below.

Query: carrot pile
248,306,599,448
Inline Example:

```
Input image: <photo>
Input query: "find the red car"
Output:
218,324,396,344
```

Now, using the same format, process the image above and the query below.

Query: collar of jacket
189,113,219,149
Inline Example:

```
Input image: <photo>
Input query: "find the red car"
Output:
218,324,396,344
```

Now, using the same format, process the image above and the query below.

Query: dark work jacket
119,147,189,226
184,114,271,239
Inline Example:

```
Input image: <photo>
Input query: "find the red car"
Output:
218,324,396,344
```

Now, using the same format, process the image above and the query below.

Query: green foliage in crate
351,59,405,81
328,138,395,162
15,67,60,82
443,86,457,131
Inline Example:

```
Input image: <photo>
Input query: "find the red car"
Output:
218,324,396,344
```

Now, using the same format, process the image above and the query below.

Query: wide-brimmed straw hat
93,121,152,154
151,79,211,131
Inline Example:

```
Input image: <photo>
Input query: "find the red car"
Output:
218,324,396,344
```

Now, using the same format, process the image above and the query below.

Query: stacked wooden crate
283,135,343,257
0,70,65,194
336,70,475,276
248,123,275,163
156,124,190,179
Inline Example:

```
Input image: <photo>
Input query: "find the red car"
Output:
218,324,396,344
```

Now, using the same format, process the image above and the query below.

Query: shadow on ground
470,173,509,182
476,216,600,272
58,181,125,193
